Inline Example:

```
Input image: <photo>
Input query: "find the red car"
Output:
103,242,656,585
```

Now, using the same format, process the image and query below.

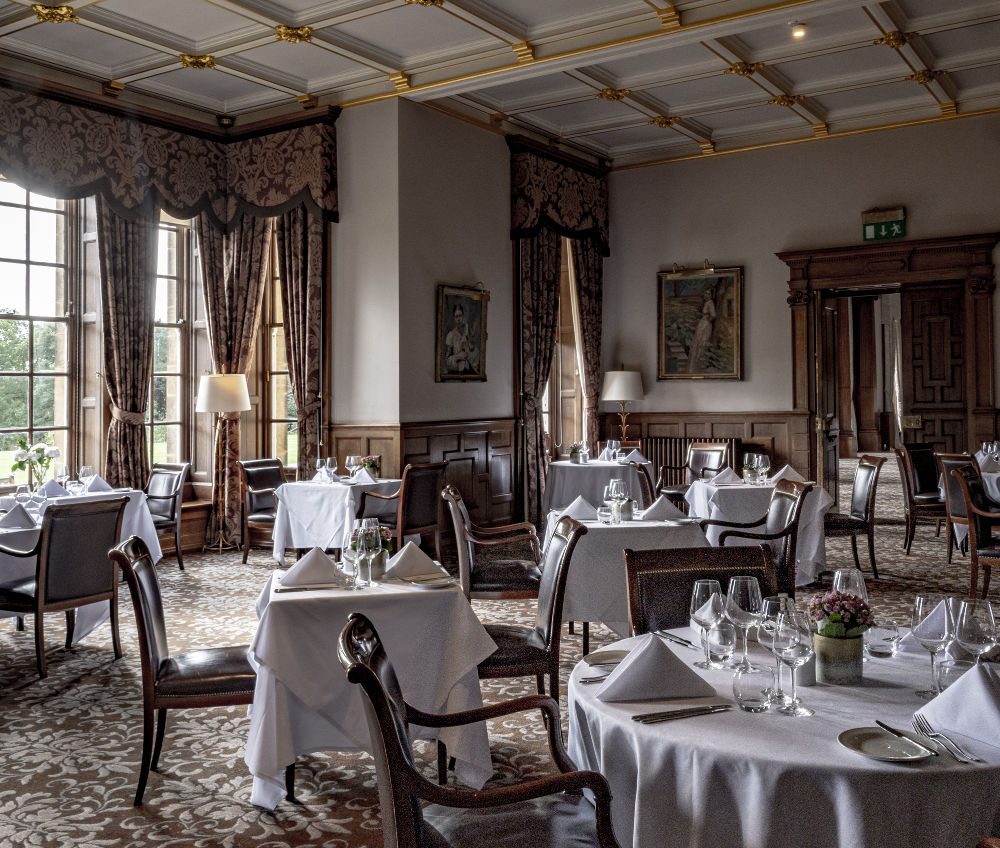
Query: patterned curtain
275,205,325,480
95,195,157,488
571,237,604,452
518,228,563,526
196,212,274,546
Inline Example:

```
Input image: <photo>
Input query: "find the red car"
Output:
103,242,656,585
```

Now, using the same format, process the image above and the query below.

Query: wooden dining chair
358,461,448,560
338,611,621,848
441,484,541,600
628,461,656,509
894,447,945,554
0,496,128,678
656,442,729,508
949,465,999,598
823,454,885,578
624,544,777,634
109,536,257,805
936,452,986,563
144,461,189,570
237,458,285,563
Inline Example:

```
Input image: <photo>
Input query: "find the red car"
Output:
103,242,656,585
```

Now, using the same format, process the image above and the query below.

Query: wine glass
725,575,763,670
315,458,327,481
605,439,620,461
771,610,815,717
602,484,615,507
757,454,771,485
911,593,954,697
954,598,997,663
345,455,361,478
14,485,30,507
690,579,724,669
79,465,94,490
355,517,382,589
831,568,869,603
759,596,792,705
325,457,338,478
55,464,70,488
742,453,759,484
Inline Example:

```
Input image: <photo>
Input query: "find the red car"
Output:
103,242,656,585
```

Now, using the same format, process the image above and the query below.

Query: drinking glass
79,465,94,489
771,610,815,717
355,517,382,589
56,464,70,487
606,439,621,461
690,579,724,669
954,598,998,662
602,484,615,507
608,478,628,523
345,455,361,477
911,593,953,697
733,666,774,713
705,621,736,667
14,485,30,506
742,453,759,485
325,457,338,477
936,659,975,691
315,458,327,481
831,567,869,603
596,506,612,525
341,549,357,588
757,454,771,485
759,596,792,704
863,619,900,658
725,575,763,670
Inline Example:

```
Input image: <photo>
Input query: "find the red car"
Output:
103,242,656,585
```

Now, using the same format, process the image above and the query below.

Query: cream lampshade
196,373,251,414
601,370,644,441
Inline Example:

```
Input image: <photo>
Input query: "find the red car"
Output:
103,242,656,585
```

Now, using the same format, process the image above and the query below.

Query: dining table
0,488,163,642
542,460,654,513
271,477,403,562
544,511,709,636
567,629,1000,848
244,570,498,810
685,479,833,585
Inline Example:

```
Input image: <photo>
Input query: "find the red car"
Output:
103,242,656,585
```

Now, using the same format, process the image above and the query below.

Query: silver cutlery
632,704,731,724
912,713,982,763
655,630,698,651
874,720,937,756
580,674,610,684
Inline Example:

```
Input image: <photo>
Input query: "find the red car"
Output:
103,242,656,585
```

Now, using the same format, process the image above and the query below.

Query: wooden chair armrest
357,488,400,518
699,516,765,532
144,493,175,502
247,486,277,497
469,520,536,537
699,462,727,478
718,528,788,546
658,462,688,473
964,501,1000,521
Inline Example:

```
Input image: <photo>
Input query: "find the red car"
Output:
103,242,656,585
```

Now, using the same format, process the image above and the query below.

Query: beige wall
604,112,1000,415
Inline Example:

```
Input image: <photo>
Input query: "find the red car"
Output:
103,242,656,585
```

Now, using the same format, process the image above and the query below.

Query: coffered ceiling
1,0,999,166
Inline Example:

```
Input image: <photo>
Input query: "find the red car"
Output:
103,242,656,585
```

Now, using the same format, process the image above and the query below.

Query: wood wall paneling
331,424,401,478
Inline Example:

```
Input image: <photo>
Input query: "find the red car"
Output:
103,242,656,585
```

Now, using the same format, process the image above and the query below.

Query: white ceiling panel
91,0,266,48
8,22,163,72
776,45,903,92
138,66,279,108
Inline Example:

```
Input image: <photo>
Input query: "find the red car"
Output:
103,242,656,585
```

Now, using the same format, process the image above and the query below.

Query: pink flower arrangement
807,590,873,638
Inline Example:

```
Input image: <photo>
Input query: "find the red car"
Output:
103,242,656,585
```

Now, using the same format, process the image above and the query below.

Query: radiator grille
641,437,741,485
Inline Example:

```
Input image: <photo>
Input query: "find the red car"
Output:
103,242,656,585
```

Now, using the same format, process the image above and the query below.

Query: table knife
655,630,698,650
874,720,938,756
632,704,731,723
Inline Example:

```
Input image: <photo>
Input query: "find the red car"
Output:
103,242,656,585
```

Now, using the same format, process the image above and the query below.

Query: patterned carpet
0,456,994,848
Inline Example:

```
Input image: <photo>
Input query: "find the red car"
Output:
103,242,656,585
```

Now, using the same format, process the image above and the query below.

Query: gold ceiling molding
812,122,829,137
698,140,715,154
940,100,957,116
512,41,534,63
724,61,763,77
873,30,915,49
31,4,77,23
906,69,941,85
768,94,803,107
297,93,318,109
180,54,216,70
489,112,506,127
404,0,443,5
102,79,125,98
389,71,411,91
596,88,630,102
657,5,681,30
648,116,678,128
275,25,313,44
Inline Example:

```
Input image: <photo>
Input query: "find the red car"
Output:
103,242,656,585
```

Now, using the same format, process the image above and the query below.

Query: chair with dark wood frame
628,461,656,509
237,458,285,563
823,454,886,578
894,447,945,554
950,465,1000,598
655,442,730,508
441,484,541,600
338,610,621,848
936,452,990,563
358,461,449,560
109,535,257,805
145,461,189,570
0,496,127,678
698,479,813,597
624,544,778,634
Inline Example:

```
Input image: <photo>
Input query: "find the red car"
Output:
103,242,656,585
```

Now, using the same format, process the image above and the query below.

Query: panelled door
899,283,966,452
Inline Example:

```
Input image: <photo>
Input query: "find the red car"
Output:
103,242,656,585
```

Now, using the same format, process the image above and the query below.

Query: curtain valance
0,87,338,231
508,138,609,256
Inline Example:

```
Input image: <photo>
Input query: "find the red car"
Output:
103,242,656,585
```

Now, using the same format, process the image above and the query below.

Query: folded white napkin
898,599,953,655
385,541,447,578
354,467,377,484
641,495,685,521
624,449,648,464
559,495,598,522
86,475,112,492
38,479,69,497
279,547,343,588
596,633,716,702
919,662,1000,747
769,465,804,483
0,504,36,529
711,468,740,484
977,451,1000,473
597,448,613,461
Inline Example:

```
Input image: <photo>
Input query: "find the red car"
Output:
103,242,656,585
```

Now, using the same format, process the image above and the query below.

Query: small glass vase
814,634,863,685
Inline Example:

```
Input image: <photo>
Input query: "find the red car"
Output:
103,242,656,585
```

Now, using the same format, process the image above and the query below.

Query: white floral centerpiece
11,438,60,485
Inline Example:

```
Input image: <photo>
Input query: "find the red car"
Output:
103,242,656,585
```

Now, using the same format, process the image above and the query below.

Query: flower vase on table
568,441,588,464
807,590,872,685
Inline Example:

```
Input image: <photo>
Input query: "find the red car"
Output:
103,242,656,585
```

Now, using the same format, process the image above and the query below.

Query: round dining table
542,460,653,512
567,631,1000,848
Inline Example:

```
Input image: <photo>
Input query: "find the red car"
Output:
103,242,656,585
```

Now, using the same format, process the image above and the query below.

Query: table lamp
196,373,251,551
601,370,644,442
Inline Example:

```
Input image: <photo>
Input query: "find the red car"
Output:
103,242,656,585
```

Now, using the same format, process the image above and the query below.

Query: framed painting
656,266,743,380
435,284,489,382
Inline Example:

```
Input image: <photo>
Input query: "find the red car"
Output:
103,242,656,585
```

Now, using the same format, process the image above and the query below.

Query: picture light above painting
657,266,743,381
436,283,489,382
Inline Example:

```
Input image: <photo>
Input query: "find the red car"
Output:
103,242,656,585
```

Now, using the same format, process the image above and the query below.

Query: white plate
399,573,457,589
584,649,630,667
664,517,701,525
837,727,934,762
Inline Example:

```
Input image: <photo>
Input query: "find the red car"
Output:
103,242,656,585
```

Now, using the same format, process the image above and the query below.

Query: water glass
690,579,724,669
756,454,771,485
725,575,763,670
79,465,94,489
733,666,774,713
863,619,900,658
771,610,815,717
759,596,792,703
345,455,362,477
355,517,382,589
14,485,30,506
936,659,975,691
325,457,338,477
606,439,621,461
596,506,612,525
315,458,327,481
704,621,736,667
954,598,998,661
56,464,70,487
911,593,953,697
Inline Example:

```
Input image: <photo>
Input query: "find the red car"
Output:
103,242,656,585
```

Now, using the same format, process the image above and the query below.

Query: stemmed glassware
725,575,763,670
742,453,759,484
954,598,998,663
325,457,338,478
756,454,771,485
605,439,621,461
355,517,382,589
759,596,792,705
345,455,362,478
78,465,95,490
315,458,327,481
608,478,628,522
771,610,815,717
55,464,70,488
911,593,954,697
832,568,869,602
14,485,30,507
690,579,725,669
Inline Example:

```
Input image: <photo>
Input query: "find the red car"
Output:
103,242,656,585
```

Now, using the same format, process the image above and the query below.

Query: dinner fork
912,714,982,763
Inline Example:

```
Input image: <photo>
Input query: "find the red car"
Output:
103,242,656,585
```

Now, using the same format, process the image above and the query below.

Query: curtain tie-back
111,405,146,426
299,396,322,416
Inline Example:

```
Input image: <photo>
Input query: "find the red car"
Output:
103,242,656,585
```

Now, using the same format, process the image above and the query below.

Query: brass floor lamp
601,370,645,442
196,373,251,553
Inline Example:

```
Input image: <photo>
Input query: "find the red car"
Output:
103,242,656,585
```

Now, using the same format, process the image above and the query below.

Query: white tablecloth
271,479,402,562
685,480,833,585
568,630,1000,848
245,572,497,809
544,513,709,636
542,460,654,512
0,489,162,642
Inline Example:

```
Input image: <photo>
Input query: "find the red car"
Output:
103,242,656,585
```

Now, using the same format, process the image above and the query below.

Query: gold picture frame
435,284,489,382
656,266,743,380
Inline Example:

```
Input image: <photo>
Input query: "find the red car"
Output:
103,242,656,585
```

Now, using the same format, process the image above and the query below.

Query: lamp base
616,402,632,442
203,533,237,554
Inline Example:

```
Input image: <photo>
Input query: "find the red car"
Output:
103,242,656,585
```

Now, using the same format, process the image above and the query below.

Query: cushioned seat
237,458,285,563
145,462,188,570
0,577,36,602
949,465,1000,598
823,454,885,578
247,511,276,524
477,624,550,674
895,447,945,554
359,461,449,560
154,649,257,699
469,562,541,594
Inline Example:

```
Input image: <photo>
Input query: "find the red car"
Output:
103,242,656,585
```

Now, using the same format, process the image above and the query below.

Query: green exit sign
862,207,906,241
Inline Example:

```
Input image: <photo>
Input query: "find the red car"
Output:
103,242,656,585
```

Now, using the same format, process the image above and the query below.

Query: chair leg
151,708,168,771
568,621,575,635
904,516,915,555
946,523,954,564
135,706,155,805
548,669,559,707
582,622,590,656
110,591,122,660
536,673,545,696
436,740,448,785
34,610,46,678
867,528,878,580
242,520,250,564
285,761,297,802
981,565,992,599
64,609,76,650
15,615,24,631
175,522,185,571
935,519,943,537
849,536,861,570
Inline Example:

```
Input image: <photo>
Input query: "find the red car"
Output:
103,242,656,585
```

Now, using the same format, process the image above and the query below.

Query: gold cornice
297,93,318,109
724,61,763,77
698,140,715,154
811,122,828,137
940,100,957,116
404,0,443,5
873,30,915,49
596,87,630,102
102,79,124,98
32,4,77,23
180,54,216,70
906,69,941,85
275,25,313,44
512,41,534,63
389,71,411,91
768,94,803,107
658,5,681,30
648,116,678,128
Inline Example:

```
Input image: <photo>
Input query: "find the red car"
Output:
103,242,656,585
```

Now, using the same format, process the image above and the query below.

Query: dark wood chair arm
247,486,277,498
698,461,727,478
718,528,788,546
699,516,766,532
964,500,1000,521
357,488,401,517
658,462,689,473
144,493,175,502
469,520,537,537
